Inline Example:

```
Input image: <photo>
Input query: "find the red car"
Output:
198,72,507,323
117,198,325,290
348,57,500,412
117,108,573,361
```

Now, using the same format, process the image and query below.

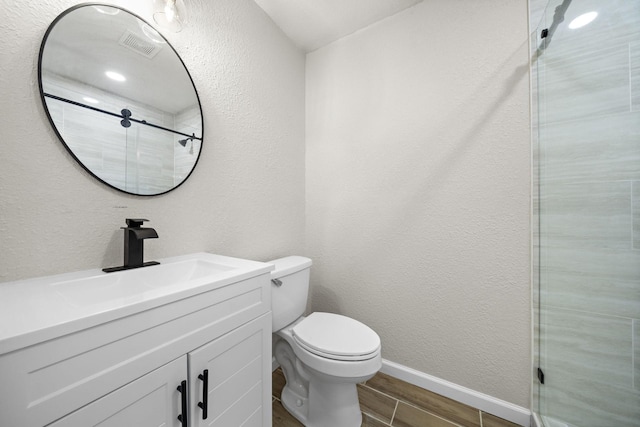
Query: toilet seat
292,312,380,361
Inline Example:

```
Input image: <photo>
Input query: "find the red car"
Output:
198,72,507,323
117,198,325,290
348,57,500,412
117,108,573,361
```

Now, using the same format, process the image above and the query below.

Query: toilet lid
292,312,380,361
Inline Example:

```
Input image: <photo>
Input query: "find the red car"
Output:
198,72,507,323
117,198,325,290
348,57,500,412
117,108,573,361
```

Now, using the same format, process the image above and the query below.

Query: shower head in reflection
177,133,196,147
178,133,197,154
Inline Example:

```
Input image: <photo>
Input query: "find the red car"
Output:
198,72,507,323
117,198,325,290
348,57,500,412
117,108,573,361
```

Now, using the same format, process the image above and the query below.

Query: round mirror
38,4,203,196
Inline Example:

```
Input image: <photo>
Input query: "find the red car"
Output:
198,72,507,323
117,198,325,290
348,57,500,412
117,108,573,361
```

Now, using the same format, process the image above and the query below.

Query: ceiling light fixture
153,0,187,33
83,97,99,104
568,11,598,29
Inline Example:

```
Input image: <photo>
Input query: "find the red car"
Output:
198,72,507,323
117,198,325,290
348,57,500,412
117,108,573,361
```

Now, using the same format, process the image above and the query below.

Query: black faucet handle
125,218,150,228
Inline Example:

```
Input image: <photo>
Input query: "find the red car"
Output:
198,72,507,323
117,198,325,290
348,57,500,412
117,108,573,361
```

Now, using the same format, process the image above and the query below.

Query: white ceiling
253,0,424,52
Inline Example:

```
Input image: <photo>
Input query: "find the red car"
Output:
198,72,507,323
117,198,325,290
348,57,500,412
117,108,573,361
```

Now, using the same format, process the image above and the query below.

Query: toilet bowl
269,256,382,427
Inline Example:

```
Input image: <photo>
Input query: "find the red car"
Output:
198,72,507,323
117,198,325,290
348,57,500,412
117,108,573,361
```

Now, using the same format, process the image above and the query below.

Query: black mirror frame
37,3,204,197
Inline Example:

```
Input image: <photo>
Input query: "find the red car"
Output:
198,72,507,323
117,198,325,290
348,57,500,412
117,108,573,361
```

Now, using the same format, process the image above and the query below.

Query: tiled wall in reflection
43,73,198,194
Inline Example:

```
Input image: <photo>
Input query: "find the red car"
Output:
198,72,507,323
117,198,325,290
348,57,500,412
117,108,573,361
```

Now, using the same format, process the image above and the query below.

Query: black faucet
103,218,159,273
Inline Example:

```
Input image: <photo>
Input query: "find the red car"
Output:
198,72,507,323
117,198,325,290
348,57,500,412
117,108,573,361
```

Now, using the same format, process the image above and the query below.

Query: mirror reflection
39,4,203,196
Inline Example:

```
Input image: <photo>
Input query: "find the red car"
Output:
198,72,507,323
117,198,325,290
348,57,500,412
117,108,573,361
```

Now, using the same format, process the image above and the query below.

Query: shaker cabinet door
188,313,272,427
48,356,187,427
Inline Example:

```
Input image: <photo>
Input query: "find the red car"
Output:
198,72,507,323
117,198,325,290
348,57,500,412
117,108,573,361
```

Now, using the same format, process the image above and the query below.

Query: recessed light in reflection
83,97,99,104
569,11,598,29
105,71,126,82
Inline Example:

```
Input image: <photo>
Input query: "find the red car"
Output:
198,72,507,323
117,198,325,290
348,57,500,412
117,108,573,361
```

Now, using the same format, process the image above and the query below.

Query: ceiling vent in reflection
118,30,162,59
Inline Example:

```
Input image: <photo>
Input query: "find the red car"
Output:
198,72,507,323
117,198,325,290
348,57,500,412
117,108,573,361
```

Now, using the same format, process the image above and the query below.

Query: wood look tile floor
272,369,521,427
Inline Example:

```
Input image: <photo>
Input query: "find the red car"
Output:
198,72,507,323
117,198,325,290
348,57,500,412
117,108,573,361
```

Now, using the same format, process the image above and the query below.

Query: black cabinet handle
177,380,188,427
198,369,209,419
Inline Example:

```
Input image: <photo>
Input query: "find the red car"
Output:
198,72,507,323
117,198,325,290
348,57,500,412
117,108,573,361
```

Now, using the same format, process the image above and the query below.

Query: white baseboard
380,359,531,427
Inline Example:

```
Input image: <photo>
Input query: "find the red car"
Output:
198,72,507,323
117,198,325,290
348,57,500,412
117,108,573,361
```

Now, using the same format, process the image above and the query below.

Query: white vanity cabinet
0,253,274,427
47,314,270,427
189,314,270,426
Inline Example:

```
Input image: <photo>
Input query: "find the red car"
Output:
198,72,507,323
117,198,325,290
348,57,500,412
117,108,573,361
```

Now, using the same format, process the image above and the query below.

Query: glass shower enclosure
533,0,640,426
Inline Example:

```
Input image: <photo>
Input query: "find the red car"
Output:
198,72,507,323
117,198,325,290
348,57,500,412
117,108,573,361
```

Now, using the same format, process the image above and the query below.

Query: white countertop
0,253,273,355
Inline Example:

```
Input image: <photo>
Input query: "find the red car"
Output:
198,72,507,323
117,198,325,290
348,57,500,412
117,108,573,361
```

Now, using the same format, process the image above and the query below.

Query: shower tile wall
535,0,640,426
634,182,640,249
631,42,640,112
634,319,640,390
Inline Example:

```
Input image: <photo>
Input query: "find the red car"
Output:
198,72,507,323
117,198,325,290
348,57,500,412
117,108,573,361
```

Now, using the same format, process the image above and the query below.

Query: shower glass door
535,0,640,426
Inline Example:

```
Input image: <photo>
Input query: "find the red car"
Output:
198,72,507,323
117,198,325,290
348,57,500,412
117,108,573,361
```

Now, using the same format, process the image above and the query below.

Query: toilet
269,256,382,427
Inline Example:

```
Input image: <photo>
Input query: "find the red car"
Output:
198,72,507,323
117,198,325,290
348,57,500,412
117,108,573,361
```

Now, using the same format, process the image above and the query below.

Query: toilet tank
269,256,312,332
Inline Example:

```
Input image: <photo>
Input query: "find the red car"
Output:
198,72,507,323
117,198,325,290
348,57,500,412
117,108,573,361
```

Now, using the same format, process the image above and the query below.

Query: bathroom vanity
0,253,273,427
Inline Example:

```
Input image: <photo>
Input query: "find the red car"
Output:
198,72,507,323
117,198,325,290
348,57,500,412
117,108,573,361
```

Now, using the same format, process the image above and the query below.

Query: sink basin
51,257,237,306
142,258,235,287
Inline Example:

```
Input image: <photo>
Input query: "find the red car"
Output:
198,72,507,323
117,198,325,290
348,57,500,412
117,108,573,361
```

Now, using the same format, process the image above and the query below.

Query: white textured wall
1,0,532,409
0,0,305,281
305,0,531,407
